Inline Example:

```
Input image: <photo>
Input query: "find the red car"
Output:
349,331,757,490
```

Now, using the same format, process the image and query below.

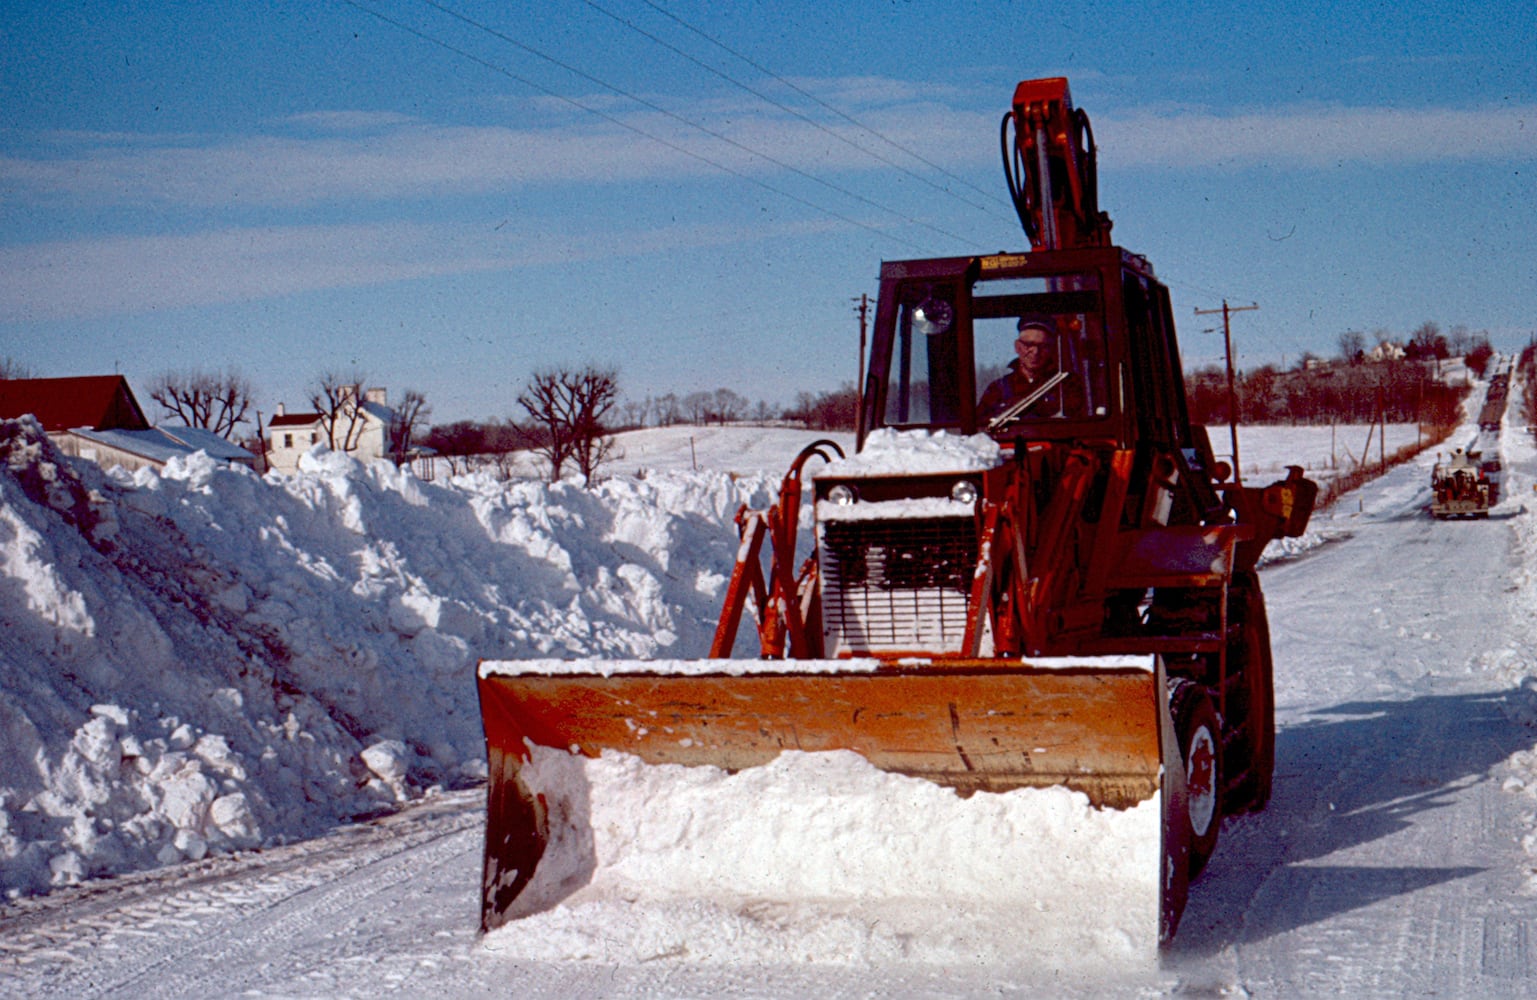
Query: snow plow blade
477,656,1188,940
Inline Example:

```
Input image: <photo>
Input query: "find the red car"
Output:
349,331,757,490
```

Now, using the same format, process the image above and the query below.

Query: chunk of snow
817,428,1002,477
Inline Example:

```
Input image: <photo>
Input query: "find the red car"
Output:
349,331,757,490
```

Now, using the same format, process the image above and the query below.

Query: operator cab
859,247,1202,464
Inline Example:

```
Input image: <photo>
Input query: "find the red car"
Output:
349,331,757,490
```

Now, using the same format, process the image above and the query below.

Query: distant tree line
783,384,860,430
617,389,779,428
1185,363,1466,427
11,314,1500,489
1336,321,1493,368
1519,341,1537,438
1188,321,1486,429
419,419,529,478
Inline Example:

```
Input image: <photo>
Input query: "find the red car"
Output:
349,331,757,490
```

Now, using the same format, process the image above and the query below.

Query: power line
637,0,1010,213
403,0,973,246
584,0,1004,218
338,0,925,251
1159,262,1314,364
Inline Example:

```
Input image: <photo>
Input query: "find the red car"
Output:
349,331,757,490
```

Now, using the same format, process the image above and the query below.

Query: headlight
827,484,857,505
950,480,978,504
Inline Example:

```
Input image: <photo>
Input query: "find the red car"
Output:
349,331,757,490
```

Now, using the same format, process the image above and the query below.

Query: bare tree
310,371,370,452
1,356,35,380
148,369,253,438
681,391,713,425
1466,335,1495,377
387,389,431,464
654,393,681,426
785,383,860,430
1523,344,1537,438
618,396,650,430
1337,330,1366,365
712,388,748,424
1407,321,1448,361
572,420,619,485
517,366,620,485
1446,324,1471,358
487,420,535,480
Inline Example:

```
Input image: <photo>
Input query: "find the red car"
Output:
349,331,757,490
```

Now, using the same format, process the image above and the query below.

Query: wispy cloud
4,95,1531,217
0,216,841,322
1098,102,1537,168
277,110,420,131
2,122,682,207
0,100,999,219
0,223,479,321
4,90,1533,323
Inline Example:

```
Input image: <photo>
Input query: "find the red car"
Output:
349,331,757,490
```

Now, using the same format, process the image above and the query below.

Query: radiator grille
818,515,978,654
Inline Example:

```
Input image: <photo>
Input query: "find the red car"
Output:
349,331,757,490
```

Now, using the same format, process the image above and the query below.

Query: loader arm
710,439,843,658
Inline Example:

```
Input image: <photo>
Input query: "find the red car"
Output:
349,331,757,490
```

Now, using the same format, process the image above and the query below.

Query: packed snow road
6,426,1537,998
1170,437,1537,996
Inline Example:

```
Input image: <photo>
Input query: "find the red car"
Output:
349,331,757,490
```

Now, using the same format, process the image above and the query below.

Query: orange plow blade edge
476,657,1192,943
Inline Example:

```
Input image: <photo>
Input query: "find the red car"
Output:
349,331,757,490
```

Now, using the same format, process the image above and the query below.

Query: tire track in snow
96,824,479,1000
1,790,484,999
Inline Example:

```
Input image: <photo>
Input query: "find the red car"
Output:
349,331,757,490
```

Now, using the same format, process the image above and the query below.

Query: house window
283,433,293,448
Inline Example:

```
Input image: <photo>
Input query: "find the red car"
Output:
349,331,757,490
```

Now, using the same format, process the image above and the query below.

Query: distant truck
1478,362,1511,432
1431,447,1494,519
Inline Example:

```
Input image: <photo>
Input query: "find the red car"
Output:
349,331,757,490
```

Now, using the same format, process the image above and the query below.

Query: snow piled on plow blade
482,746,1161,969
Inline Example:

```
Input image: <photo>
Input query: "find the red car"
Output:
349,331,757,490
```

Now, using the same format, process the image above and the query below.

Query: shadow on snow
1171,688,1537,956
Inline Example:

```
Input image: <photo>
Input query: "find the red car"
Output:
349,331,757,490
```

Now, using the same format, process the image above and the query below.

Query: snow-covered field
515,420,1438,482
1218,422,1436,479
605,420,1436,482
6,386,1537,997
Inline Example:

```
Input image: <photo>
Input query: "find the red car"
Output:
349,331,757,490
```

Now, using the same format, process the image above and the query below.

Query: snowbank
819,427,1001,476
1485,368,1537,885
0,416,775,897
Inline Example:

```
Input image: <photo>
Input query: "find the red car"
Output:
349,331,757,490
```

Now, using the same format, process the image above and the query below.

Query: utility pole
1194,300,1258,484
853,293,869,397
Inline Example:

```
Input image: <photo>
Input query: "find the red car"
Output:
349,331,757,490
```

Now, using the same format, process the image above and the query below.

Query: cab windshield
880,270,1108,433
973,272,1108,432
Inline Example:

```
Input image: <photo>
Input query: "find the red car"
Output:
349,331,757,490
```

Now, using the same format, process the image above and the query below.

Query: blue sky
3,1,1534,426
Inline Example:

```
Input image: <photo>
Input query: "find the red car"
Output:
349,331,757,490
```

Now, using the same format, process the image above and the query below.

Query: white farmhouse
1367,340,1407,363
266,386,395,474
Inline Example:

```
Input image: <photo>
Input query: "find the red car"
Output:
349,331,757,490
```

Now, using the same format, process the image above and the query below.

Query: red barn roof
268,411,323,428
0,376,151,432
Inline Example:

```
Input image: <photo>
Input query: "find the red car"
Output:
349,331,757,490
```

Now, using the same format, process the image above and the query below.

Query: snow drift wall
0,417,774,898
